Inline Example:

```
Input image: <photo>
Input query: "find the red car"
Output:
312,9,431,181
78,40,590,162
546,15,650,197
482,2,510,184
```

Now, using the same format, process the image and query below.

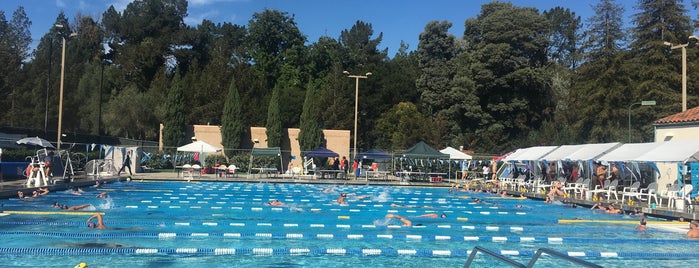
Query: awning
440,147,472,160
504,146,559,161
596,143,664,162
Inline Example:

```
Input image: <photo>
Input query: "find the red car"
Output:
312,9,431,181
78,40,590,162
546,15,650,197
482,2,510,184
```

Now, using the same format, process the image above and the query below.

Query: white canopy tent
504,146,559,161
597,143,664,162
543,142,621,162
440,147,472,160
177,141,222,169
633,140,699,162
440,147,472,179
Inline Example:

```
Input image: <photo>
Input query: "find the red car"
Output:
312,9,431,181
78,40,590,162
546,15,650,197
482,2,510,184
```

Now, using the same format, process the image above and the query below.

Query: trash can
676,198,685,211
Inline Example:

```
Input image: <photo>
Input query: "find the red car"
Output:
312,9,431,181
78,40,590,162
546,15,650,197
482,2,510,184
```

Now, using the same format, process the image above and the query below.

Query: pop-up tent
176,141,221,177
305,147,339,158
440,147,472,160
249,147,283,174
399,141,449,159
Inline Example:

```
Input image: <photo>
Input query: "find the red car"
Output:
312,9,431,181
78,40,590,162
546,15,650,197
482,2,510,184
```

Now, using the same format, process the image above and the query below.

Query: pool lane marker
1,247,699,259
558,219,687,225
2,211,105,216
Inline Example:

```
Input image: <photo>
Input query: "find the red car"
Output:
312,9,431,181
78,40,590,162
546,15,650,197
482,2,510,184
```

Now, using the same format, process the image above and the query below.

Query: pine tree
298,80,324,152
162,70,186,151
221,78,243,157
266,87,282,147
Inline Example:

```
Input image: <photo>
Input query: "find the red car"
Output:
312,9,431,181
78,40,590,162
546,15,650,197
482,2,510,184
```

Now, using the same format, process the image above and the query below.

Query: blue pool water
0,180,697,267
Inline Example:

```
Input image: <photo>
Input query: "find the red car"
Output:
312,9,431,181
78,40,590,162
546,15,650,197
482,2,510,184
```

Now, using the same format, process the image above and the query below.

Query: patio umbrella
16,136,56,149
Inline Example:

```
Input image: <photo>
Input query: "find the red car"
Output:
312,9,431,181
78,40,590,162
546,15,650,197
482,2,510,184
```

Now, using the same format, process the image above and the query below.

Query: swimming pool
1,180,697,267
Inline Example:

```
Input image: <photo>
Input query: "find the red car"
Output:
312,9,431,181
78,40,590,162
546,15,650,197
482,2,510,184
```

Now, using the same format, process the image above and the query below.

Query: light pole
628,100,656,142
55,24,76,149
664,36,699,112
343,70,372,167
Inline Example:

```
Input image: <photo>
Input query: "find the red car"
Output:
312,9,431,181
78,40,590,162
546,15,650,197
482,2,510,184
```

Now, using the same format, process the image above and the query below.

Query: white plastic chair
182,164,193,181
636,182,659,208
620,181,641,203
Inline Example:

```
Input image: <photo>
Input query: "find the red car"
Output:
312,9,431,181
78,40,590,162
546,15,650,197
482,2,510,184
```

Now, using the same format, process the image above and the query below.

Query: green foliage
266,87,282,147
161,70,187,151
298,79,324,152
3,1,699,157
221,78,243,157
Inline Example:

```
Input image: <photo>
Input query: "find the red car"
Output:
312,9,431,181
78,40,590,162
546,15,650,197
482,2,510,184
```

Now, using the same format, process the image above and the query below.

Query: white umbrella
16,136,56,149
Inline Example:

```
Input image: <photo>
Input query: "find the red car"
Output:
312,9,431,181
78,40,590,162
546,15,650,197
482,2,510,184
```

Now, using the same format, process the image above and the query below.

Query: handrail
526,248,602,268
463,246,526,268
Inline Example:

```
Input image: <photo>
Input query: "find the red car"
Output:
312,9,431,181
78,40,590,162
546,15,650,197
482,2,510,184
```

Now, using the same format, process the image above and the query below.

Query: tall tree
632,0,694,116
543,7,582,68
0,7,31,127
162,70,186,150
462,2,552,151
266,87,282,147
298,79,324,152
245,9,306,126
221,78,244,157
416,20,458,145
580,0,626,65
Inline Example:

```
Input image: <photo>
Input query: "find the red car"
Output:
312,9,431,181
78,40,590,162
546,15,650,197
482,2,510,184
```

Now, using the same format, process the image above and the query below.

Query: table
366,171,390,181
251,167,277,178
317,170,346,179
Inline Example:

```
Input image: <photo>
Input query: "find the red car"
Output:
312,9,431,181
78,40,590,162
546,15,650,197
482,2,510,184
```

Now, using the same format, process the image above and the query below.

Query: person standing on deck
340,156,349,179
118,150,132,176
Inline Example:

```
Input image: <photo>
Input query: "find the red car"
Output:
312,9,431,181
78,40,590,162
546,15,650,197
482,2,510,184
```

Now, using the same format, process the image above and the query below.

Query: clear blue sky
1,0,697,56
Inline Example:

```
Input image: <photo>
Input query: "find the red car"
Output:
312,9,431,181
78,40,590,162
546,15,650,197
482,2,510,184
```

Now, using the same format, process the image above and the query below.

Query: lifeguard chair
25,154,49,187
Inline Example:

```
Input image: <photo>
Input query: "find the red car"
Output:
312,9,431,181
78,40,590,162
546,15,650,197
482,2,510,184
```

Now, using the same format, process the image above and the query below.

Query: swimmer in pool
86,213,107,229
267,199,285,206
61,204,93,211
337,193,347,204
417,213,447,218
385,214,413,226
688,220,699,239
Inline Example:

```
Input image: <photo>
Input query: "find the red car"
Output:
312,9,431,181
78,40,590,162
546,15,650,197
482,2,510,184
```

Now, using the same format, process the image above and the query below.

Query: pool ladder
463,246,602,268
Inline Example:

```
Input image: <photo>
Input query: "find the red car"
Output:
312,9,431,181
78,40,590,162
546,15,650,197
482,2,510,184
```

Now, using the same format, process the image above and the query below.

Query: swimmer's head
440,213,447,218
341,193,347,197
87,222,96,228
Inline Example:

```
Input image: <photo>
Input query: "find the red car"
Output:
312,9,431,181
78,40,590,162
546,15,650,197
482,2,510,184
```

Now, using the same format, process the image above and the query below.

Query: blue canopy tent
305,147,339,158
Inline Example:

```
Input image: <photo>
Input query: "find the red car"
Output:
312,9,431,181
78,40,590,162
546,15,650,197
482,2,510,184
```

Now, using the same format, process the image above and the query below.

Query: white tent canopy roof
544,142,621,161
504,146,559,161
596,143,664,162
633,140,699,162
177,141,221,153
440,147,472,160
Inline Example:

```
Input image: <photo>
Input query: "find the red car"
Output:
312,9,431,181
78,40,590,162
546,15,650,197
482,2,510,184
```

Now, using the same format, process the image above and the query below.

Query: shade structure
16,136,56,149
596,143,664,162
399,141,449,159
440,146,472,160
542,142,621,162
357,149,392,160
177,141,221,153
305,147,339,158
504,146,559,161
633,140,699,162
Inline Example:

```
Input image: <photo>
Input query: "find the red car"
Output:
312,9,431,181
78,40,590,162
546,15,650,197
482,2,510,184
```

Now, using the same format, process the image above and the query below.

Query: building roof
654,106,699,125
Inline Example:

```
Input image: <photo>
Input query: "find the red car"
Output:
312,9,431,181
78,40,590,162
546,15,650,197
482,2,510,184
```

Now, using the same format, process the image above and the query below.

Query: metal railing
526,248,602,268
464,246,602,268
463,246,525,268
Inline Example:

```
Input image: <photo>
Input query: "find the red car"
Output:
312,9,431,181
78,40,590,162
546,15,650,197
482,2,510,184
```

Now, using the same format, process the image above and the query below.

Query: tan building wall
655,125,699,142
189,125,350,172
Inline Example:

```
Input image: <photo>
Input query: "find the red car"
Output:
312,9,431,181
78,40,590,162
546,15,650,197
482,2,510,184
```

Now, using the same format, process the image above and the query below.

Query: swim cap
74,262,87,268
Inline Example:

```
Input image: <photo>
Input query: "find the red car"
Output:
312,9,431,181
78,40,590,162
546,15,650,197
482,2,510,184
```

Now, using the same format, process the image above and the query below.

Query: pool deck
1,171,697,221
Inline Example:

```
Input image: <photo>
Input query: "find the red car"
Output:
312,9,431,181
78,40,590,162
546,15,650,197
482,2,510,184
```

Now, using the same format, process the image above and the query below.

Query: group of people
325,156,350,179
